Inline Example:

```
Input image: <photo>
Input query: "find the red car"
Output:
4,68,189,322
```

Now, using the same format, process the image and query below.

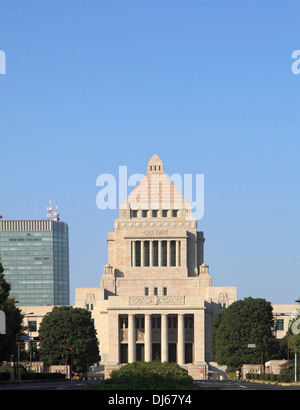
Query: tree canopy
212,297,278,370
288,314,300,354
38,306,100,373
0,261,24,362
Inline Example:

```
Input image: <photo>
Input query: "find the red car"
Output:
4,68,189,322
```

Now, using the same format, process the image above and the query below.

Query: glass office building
0,220,69,306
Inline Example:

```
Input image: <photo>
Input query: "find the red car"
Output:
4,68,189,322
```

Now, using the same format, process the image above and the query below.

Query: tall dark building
0,219,69,306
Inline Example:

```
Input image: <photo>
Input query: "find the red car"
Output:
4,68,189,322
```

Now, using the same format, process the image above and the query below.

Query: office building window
275,319,284,331
28,321,37,332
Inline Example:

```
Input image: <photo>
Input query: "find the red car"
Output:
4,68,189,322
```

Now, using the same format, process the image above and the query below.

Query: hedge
88,361,198,390
246,373,293,383
21,372,66,381
0,372,11,381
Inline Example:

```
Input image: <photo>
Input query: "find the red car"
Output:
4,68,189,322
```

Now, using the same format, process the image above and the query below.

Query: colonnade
116,311,208,366
127,313,186,364
131,240,181,267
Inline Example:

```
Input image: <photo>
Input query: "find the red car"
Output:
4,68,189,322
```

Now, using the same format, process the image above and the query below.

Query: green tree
0,262,24,362
0,261,10,304
212,297,278,370
288,315,300,355
38,306,100,373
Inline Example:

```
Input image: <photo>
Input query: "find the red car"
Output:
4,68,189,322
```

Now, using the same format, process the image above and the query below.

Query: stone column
108,313,119,364
141,240,144,267
149,241,153,267
144,314,152,361
193,311,205,363
158,240,162,266
132,241,136,267
181,237,187,268
167,241,171,267
161,314,168,362
128,314,136,363
177,314,185,365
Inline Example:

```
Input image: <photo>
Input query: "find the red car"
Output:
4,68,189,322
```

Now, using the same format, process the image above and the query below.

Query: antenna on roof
53,202,60,221
47,197,53,220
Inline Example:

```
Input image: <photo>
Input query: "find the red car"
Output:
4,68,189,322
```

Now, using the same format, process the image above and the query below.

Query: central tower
103,154,206,283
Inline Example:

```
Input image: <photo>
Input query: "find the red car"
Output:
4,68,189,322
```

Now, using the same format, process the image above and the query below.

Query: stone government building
75,155,237,377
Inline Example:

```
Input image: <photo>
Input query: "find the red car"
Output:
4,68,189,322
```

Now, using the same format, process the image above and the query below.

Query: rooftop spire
146,154,164,174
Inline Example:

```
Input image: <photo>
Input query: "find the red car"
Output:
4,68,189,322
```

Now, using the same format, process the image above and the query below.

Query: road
195,379,300,390
0,379,102,390
1,379,300,391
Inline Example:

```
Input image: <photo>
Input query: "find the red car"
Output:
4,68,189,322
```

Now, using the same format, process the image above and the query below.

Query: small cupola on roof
146,154,164,174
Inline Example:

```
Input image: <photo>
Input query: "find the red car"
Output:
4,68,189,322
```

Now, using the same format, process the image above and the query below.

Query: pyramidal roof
122,155,192,210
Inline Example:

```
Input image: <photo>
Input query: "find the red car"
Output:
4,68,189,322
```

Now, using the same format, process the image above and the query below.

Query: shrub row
246,373,292,383
103,361,195,390
21,372,66,381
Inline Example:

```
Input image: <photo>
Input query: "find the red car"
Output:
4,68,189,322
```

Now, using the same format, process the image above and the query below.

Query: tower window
162,210,168,217
162,241,167,266
172,210,178,217
152,210,158,217
144,241,150,266
142,210,148,217
153,241,158,266
132,210,138,218
170,241,176,266
135,241,141,266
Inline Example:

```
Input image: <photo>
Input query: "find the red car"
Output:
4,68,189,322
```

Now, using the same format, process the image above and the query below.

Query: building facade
0,219,69,306
75,155,237,376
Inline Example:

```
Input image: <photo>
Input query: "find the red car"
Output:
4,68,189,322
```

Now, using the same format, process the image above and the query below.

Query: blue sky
0,1,299,305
